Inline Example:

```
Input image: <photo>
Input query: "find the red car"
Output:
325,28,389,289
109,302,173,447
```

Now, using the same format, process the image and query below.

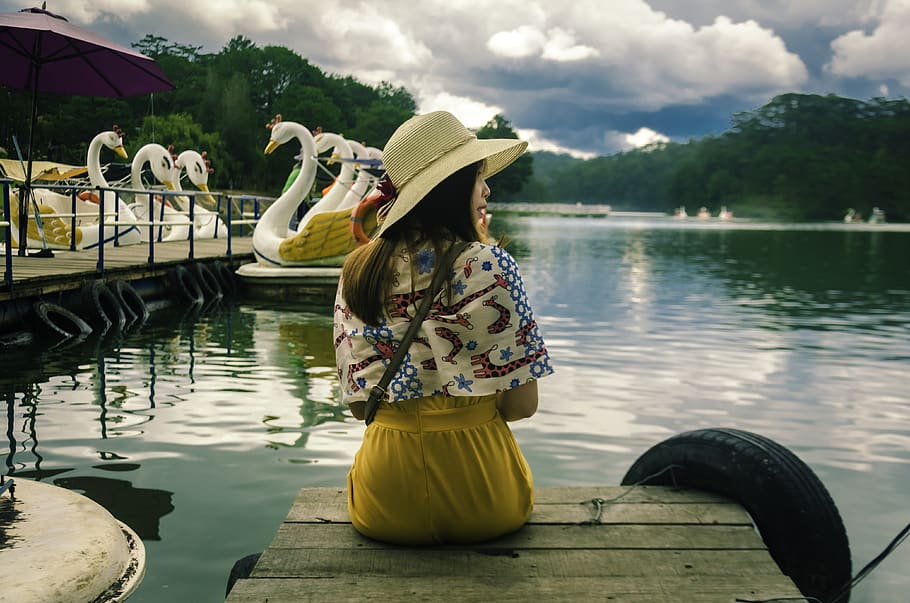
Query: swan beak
198,183,217,205
114,145,128,160
264,140,280,155
163,180,177,190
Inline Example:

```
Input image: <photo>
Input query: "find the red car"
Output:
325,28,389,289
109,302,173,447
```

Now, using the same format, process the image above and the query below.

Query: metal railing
0,178,272,291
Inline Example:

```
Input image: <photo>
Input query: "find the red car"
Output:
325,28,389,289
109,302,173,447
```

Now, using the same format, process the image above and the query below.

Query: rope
581,464,682,523
588,465,910,603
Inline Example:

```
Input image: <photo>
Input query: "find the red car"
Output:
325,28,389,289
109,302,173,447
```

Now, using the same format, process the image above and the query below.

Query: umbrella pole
18,42,41,256
12,136,52,257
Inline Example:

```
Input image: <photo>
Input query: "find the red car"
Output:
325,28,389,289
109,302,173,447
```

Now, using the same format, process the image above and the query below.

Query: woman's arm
498,381,539,422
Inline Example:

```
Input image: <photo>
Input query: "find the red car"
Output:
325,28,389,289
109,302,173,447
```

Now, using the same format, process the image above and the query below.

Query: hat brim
375,137,527,237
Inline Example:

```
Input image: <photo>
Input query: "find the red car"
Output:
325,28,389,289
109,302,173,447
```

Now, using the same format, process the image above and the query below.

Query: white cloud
418,92,502,129
515,128,596,159
826,0,910,85
625,127,670,149
602,127,670,153
541,28,600,62
487,26,547,59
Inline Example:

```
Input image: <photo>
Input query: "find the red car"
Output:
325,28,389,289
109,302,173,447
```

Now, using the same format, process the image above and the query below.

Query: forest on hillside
529,93,910,221
0,33,907,221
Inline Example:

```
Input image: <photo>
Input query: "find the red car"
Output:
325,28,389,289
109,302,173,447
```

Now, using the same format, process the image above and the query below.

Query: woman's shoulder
460,241,519,268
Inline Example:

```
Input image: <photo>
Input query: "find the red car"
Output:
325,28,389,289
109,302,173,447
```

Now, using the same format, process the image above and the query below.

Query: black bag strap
364,240,471,425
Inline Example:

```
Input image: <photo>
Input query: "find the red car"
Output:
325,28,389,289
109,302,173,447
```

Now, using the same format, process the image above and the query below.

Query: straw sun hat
375,110,528,236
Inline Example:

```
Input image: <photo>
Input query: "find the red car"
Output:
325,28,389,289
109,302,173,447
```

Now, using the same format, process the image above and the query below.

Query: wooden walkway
1,237,253,302
225,485,803,602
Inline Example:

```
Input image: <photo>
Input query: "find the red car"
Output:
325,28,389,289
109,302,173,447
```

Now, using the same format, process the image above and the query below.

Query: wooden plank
286,486,735,509
284,498,751,526
252,548,788,578
1,238,253,300
530,502,750,525
225,486,801,603
283,486,748,525
227,575,803,602
533,485,735,504
267,523,768,550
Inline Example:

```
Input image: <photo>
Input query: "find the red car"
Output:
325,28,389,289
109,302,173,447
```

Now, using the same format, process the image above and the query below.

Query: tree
475,115,533,200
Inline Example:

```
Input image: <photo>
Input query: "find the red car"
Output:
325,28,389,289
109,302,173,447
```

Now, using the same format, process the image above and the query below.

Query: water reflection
0,217,908,602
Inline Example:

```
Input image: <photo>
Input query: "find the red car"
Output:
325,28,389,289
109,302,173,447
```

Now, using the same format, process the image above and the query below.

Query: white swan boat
128,143,191,242
236,115,381,292
173,149,228,239
7,129,143,250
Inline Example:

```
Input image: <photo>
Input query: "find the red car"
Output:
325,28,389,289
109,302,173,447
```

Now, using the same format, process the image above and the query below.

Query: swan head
314,131,353,158
98,125,128,159
133,143,177,190
264,114,313,155
176,150,213,189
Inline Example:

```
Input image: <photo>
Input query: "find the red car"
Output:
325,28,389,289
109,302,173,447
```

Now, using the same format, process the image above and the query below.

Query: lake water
2,214,909,602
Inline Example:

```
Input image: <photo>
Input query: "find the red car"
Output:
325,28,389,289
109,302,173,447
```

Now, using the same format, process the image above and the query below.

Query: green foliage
475,114,533,200
526,93,910,221
0,35,428,196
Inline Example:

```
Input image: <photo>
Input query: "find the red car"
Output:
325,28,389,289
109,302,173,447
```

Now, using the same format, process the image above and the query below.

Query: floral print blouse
334,241,553,404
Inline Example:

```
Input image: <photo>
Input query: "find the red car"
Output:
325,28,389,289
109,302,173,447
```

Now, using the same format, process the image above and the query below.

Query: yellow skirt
347,393,533,545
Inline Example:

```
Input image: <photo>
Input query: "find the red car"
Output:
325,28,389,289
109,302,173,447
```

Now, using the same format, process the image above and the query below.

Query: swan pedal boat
245,116,380,274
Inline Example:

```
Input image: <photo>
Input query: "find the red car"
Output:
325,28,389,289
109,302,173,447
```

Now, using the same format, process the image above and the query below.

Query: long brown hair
342,160,484,325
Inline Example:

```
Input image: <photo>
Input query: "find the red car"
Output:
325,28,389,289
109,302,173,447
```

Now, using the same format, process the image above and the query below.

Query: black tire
192,262,223,302
109,279,150,327
621,428,852,603
211,260,238,297
32,301,93,339
80,281,126,333
167,265,205,306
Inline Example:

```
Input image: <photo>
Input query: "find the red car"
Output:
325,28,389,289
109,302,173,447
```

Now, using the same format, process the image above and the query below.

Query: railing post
69,189,77,251
2,181,13,290
226,193,233,258
188,193,195,260
112,188,120,248
96,191,105,275
147,191,156,267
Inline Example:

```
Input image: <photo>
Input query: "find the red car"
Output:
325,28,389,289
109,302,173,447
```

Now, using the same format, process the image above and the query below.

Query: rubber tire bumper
32,301,93,339
192,262,223,302
167,264,205,306
80,280,127,333
621,427,852,603
109,279,150,326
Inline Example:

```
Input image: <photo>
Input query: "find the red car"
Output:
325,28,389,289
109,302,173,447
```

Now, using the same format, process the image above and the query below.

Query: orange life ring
322,179,336,197
350,191,382,245
78,190,100,204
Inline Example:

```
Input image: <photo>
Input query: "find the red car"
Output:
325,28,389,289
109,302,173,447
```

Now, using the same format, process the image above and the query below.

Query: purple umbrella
0,5,175,254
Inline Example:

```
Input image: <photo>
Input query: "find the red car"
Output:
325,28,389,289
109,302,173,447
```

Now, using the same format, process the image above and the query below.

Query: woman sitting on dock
333,111,554,545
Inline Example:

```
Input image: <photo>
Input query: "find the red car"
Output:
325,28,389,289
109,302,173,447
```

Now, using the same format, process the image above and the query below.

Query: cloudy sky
5,0,910,157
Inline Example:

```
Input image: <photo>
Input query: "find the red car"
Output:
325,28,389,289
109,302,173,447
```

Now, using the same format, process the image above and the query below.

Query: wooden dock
225,485,803,602
1,237,253,302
